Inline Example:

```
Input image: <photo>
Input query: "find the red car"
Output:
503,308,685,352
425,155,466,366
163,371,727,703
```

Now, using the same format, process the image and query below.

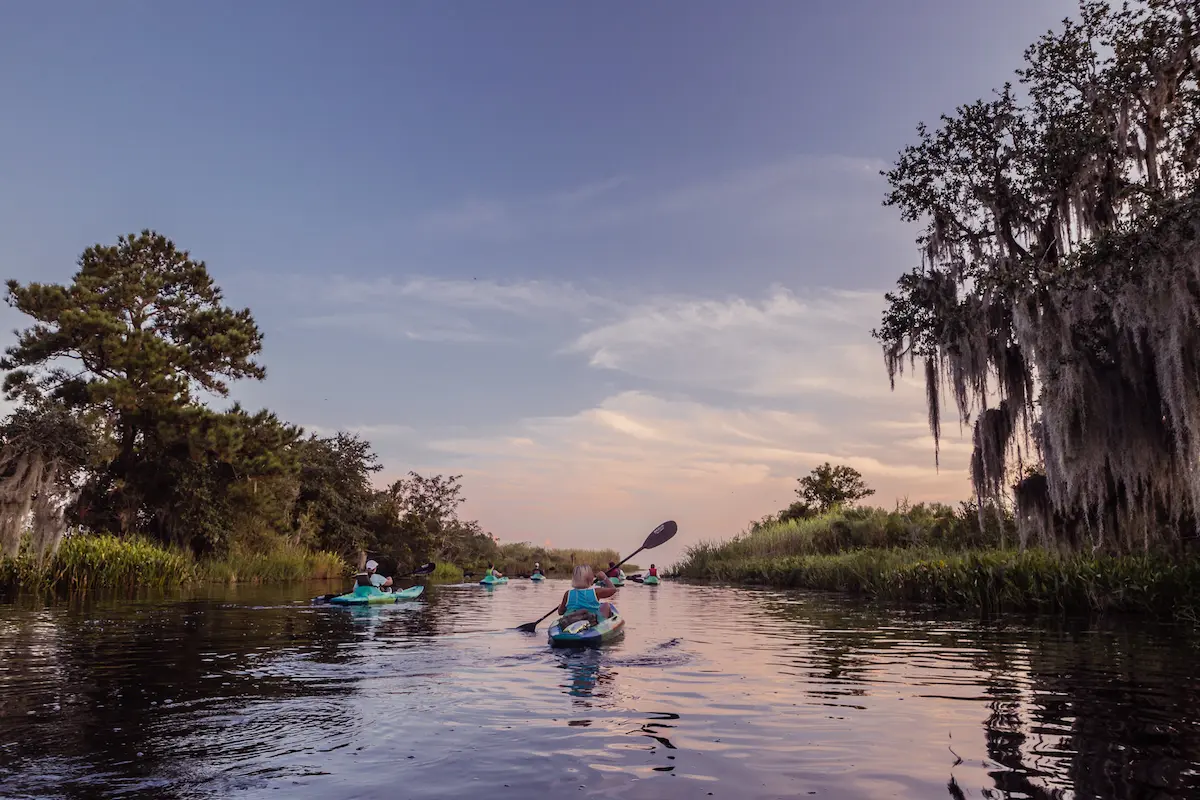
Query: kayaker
558,565,618,621
648,564,658,577
354,559,393,589
605,561,625,580
486,562,504,579
531,562,544,577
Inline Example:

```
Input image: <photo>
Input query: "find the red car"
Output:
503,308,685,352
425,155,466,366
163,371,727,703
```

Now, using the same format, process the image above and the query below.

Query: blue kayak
480,575,508,586
548,605,625,647
328,585,424,605
530,573,545,581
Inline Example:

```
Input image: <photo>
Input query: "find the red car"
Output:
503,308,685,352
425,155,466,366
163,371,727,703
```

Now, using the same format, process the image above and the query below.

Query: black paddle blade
516,621,539,633
412,562,435,575
643,520,677,549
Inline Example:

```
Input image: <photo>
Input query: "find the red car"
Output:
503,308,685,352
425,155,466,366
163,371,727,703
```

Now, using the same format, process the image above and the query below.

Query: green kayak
328,585,424,605
596,576,624,587
548,606,625,647
480,575,508,586
530,573,545,581
643,575,660,585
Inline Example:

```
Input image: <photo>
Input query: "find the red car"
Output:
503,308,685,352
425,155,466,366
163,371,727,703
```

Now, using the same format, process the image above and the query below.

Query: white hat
365,560,379,571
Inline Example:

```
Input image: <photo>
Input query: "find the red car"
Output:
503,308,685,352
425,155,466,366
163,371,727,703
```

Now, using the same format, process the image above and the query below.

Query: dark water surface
2,580,1200,799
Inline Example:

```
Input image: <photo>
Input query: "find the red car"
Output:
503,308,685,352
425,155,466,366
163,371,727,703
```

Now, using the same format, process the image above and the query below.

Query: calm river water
2,579,1199,799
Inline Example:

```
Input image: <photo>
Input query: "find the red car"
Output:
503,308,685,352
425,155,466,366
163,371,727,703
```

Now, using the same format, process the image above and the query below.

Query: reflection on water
2,580,1199,798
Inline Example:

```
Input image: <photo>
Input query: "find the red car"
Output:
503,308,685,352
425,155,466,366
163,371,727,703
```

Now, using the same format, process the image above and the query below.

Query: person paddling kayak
486,562,504,580
531,562,545,577
354,560,393,589
558,566,617,623
604,561,625,581
648,564,658,578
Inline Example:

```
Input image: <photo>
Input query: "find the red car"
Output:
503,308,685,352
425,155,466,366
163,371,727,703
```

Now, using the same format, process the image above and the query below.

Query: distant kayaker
486,562,504,579
355,559,393,589
605,561,625,580
531,562,545,577
648,564,658,577
558,565,618,622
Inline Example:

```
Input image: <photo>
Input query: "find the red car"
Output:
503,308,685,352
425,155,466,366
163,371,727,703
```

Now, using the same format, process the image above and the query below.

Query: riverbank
0,533,346,592
672,507,1200,622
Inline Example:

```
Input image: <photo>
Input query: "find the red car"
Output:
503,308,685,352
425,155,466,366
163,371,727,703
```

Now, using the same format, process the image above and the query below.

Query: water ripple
1,581,1199,799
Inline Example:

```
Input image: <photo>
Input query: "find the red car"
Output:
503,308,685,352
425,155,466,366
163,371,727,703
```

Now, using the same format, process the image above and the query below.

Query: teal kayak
548,606,625,647
596,576,624,587
530,573,545,581
643,575,660,585
480,575,508,586
328,585,424,605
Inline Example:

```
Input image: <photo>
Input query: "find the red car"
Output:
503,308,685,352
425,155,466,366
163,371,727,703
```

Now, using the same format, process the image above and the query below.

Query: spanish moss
876,0,1200,553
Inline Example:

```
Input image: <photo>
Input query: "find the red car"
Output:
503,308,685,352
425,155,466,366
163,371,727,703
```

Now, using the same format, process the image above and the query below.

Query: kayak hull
548,607,625,648
328,585,424,605
596,578,624,587
643,576,660,585
480,576,509,586
530,574,545,581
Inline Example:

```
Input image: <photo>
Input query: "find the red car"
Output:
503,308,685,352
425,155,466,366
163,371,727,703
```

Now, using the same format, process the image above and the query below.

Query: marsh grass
1,532,347,592
428,562,464,583
672,507,1200,621
199,544,346,584
0,534,194,591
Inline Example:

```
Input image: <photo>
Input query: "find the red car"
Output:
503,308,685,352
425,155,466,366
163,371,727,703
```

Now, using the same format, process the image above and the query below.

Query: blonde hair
571,565,595,588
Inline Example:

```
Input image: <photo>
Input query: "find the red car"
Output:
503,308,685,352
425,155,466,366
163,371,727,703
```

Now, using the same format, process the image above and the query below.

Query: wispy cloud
568,286,910,400
408,154,901,247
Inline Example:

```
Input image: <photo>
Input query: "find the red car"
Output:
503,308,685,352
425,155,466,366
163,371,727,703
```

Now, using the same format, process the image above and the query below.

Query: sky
0,0,1079,565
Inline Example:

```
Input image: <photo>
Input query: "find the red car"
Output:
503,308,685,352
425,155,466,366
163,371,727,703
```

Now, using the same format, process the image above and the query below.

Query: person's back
565,586,601,614
559,565,617,620
648,564,658,577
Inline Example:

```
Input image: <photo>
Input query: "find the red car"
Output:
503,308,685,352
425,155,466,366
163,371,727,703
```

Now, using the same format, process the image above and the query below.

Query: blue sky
1,0,1077,562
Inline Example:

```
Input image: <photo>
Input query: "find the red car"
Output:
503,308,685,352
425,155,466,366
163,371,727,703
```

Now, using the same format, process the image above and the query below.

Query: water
2,580,1199,799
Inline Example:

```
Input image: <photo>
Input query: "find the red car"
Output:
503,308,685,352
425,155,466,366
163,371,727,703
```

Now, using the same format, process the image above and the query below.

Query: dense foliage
0,231,500,578
875,0,1200,553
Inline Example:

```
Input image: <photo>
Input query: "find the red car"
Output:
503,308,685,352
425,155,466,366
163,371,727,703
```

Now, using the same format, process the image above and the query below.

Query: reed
198,543,347,584
0,531,349,592
674,546,1200,622
0,534,195,591
428,562,464,583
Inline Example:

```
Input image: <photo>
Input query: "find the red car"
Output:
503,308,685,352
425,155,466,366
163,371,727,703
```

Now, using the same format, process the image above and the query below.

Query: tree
874,1,1200,552
292,432,380,558
2,231,266,535
797,463,874,513
0,401,96,557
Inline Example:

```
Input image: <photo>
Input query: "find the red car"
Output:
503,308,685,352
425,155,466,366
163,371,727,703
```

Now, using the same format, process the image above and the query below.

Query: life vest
648,567,658,576
354,572,372,587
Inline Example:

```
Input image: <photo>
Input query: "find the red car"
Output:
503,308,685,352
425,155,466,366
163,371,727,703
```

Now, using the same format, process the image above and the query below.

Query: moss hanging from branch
875,0,1200,553
0,405,94,558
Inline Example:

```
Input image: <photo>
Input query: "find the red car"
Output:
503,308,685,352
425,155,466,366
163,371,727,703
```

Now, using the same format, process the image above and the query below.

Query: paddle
313,562,436,602
515,520,677,633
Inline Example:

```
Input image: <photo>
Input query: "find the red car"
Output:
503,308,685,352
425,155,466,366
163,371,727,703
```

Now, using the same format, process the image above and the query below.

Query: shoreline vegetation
0,533,631,593
671,503,1200,624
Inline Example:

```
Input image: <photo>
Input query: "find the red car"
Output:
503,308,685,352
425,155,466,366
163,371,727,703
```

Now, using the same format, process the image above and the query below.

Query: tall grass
675,547,1200,622
0,531,349,592
671,505,1200,622
0,534,195,591
199,544,347,584
428,562,464,583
